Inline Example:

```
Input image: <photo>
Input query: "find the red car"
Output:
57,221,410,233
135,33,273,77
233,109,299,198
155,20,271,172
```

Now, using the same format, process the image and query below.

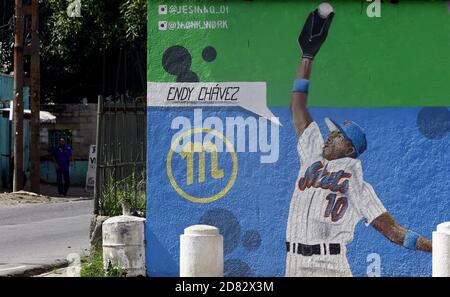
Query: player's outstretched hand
298,8,334,60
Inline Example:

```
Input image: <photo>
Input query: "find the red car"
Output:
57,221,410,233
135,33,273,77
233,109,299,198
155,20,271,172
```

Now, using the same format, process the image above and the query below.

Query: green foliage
100,171,146,217
121,0,147,42
0,35,13,74
105,260,126,277
80,250,126,277
0,0,146,103
80,251,104,277
0,1,14,74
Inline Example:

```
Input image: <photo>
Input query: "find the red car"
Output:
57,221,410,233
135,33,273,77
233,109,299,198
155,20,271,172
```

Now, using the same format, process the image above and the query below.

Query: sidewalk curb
2,260,69,277
68,197,93,202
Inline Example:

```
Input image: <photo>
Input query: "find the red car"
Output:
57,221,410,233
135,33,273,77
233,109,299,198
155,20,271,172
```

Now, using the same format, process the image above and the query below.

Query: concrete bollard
432,222,450,277
180,224,223,277
102,215,146,277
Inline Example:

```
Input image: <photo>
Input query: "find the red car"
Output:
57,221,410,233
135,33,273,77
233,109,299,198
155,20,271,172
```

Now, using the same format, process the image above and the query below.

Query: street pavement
0,200,93,276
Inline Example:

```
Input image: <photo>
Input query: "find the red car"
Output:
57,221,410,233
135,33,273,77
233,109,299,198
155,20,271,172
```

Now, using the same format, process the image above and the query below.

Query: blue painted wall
146,106,449,277
146,0,450,278
40,160,88,186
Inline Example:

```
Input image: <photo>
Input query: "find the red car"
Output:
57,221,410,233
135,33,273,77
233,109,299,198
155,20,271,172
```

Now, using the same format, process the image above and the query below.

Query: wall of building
146,0,450,277
40,103,97,186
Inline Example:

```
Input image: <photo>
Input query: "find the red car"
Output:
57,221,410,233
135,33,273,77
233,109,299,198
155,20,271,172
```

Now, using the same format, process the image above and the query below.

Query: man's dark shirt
54,145,72,172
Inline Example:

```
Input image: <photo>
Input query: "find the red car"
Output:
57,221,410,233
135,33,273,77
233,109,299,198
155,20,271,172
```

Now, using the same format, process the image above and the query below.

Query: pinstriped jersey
286,122,386,246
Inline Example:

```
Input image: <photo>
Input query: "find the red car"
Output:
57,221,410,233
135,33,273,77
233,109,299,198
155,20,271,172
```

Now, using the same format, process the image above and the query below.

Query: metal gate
94,95,146,216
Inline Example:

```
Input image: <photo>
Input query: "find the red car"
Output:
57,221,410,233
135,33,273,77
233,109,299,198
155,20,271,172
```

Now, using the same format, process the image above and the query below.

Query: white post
102,215,146,277
432,222,450,277
180,224,223,277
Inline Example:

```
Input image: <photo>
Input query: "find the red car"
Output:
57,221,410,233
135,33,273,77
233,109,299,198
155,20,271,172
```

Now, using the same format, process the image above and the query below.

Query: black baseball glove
298,9,334,60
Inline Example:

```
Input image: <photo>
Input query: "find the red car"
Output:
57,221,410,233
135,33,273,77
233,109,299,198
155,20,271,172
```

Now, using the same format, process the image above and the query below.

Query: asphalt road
0,200,93,276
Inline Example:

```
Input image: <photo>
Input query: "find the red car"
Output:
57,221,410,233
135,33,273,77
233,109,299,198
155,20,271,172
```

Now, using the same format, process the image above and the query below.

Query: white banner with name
147,82,280,125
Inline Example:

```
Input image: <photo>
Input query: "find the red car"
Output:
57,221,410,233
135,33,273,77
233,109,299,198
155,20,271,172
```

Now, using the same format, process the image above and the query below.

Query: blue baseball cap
324,117,367,157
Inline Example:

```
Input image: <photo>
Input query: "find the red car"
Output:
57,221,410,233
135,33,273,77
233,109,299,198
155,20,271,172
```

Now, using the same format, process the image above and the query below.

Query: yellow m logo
180,141,224,185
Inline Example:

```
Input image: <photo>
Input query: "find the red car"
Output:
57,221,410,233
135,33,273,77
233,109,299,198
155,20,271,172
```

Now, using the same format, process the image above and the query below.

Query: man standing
54,138,72,196
286,5,432,277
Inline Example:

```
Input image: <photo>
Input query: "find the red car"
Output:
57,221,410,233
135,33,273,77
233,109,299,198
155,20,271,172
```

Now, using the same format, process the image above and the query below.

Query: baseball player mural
286,4,432,277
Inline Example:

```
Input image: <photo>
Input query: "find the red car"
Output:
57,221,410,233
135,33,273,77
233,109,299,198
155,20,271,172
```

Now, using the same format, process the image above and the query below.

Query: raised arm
291,7,334,137
291,59,314,136
371,212,432,253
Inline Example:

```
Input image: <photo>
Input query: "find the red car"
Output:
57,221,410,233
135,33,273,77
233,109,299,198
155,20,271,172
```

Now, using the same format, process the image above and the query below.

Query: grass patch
80,251,104,277
80,250,125,277
99,171,146,217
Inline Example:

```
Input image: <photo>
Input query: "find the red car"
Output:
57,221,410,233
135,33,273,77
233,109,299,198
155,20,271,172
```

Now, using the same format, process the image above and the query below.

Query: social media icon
158,21,167,31
159,5,167,15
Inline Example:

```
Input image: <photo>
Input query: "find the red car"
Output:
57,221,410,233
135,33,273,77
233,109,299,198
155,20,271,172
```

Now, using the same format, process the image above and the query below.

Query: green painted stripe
148,0,450,107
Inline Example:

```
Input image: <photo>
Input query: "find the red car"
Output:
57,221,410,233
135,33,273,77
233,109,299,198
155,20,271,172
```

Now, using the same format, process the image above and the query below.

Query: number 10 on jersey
324,193,348,222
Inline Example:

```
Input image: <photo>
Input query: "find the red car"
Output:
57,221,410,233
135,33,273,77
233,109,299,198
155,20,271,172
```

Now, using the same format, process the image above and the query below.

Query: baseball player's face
322,131,355,160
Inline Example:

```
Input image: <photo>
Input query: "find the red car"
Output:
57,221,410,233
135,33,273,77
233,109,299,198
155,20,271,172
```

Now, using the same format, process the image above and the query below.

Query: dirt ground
0,185,93,208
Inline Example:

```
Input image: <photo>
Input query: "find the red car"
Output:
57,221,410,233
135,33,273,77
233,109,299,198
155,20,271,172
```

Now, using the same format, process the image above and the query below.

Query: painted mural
146,0,450,277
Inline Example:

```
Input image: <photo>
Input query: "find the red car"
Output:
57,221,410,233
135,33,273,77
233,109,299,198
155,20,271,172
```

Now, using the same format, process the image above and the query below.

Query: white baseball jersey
285,122,386,273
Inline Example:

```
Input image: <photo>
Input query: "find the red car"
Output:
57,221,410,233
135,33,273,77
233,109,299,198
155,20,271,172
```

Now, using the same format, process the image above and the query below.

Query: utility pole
29,0,41,193
13,0,25,192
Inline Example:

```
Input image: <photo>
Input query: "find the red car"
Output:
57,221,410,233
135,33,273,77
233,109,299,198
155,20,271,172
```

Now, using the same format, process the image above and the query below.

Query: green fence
94,96,147,216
